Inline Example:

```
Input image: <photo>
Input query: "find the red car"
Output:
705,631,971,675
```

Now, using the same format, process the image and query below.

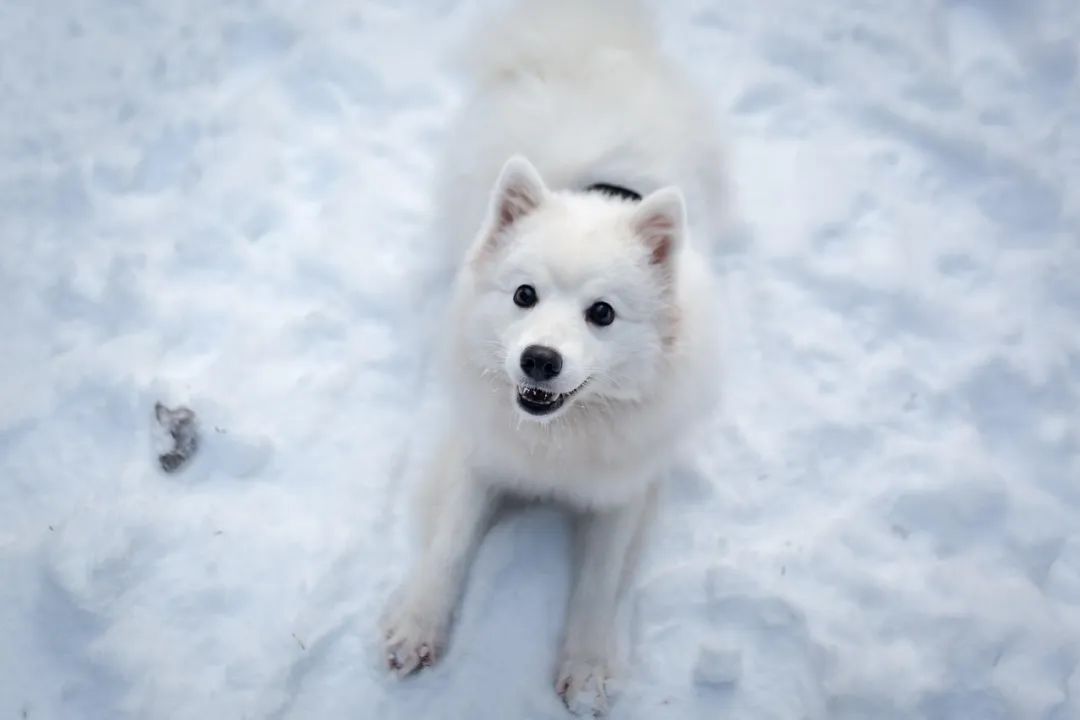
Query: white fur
383,1,724,715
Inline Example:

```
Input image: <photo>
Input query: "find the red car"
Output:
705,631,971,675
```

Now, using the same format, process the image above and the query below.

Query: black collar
585,182,642,202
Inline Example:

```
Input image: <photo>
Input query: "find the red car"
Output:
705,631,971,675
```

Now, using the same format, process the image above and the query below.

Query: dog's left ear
632,187,685,270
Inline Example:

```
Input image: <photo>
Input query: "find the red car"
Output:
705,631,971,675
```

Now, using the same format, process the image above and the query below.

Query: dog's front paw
556,656,611,716
381,604,448,677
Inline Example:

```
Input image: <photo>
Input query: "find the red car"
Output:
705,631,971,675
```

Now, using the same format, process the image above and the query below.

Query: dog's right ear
491,155,546,231
473,156,547,260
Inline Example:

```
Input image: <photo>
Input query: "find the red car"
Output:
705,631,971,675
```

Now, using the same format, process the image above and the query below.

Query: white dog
382,0,724,714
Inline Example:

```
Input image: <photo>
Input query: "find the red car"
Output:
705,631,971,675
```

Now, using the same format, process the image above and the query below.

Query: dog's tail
456,0,660,86
449,0,729,255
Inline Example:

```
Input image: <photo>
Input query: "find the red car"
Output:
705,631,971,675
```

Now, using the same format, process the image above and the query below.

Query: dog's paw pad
556,658,611,716
381,612,445,677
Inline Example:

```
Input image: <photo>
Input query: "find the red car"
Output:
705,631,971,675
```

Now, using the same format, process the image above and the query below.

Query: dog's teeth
520,386,559,403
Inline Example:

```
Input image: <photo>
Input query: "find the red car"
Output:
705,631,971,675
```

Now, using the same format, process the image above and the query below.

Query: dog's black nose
520,345,562,381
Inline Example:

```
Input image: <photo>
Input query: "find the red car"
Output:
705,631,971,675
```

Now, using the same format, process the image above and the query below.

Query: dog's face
460,156,685,422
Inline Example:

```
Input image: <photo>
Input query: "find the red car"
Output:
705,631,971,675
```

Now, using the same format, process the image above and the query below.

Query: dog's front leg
382,443,493,676
557,489,653,716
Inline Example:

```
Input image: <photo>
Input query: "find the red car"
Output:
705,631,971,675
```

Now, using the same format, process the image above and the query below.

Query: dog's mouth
516,382,586,417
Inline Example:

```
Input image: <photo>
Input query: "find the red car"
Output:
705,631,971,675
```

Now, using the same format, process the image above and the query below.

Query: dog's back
436,0,726,265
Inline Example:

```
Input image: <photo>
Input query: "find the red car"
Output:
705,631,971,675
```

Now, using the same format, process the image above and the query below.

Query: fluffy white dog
382,0,724,714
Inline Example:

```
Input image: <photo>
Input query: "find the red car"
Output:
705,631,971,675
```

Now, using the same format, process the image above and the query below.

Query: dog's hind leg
556,486,655,716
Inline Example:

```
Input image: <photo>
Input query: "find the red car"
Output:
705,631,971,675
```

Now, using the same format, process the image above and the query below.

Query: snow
1,0,1078,718
692,643,742,688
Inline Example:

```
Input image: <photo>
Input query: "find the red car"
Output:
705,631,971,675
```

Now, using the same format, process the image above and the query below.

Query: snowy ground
2,1,1078,718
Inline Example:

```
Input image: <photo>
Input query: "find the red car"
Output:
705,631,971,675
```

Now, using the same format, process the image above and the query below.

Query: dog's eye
513,284,538,308
585,301,615,327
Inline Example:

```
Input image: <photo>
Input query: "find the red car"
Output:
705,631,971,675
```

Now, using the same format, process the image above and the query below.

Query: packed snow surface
2,1,1078,718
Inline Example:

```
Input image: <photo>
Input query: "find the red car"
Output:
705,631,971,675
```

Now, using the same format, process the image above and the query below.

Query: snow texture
2,1,1078,718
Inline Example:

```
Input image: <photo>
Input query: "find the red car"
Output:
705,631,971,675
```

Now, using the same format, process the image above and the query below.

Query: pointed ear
469,156,547,264
490,155,547,234
631,187,685,269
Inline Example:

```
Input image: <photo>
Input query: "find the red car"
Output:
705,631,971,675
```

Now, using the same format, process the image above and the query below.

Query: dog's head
459,156,685,422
